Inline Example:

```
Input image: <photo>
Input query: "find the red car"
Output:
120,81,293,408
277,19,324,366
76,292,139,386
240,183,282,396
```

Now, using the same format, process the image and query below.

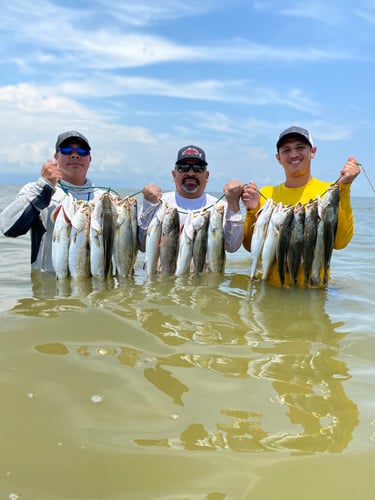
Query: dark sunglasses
58,146,90,156
176,163,206,173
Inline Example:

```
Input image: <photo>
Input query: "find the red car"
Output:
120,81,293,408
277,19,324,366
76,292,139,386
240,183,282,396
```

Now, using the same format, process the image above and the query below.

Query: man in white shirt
138,144,244,253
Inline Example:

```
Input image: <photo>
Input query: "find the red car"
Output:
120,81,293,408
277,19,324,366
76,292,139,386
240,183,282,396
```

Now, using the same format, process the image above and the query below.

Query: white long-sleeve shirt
138,191,244,253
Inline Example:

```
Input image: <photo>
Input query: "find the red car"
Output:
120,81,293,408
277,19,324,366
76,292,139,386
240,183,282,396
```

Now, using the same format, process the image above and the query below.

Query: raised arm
222,180,244,252
0,159,62,237
137,183,163,252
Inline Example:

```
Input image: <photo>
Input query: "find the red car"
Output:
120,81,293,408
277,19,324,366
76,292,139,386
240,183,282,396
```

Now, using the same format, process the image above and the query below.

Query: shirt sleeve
223,208,244,252
137,199,162,252
0,177,55,237
243,207,259,252
334,184,354,249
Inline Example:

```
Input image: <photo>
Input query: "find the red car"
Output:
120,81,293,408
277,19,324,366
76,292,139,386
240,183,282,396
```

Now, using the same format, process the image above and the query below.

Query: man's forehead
279,137,308,147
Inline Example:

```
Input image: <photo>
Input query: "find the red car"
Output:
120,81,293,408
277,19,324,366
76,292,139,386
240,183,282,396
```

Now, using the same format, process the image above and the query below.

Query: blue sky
1,0,374,196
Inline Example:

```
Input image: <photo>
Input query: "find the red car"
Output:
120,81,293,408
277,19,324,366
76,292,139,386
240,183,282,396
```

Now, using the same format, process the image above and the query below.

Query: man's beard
180,177,200,194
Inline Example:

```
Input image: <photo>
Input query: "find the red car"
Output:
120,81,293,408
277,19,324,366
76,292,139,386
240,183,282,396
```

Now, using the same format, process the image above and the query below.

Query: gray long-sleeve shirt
0,177,103,272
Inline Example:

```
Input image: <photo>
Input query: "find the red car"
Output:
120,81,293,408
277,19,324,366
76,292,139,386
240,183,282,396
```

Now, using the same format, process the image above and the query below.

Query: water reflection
128,278,358,454
8,270,359,455
9,270,122,317
245,286,359,453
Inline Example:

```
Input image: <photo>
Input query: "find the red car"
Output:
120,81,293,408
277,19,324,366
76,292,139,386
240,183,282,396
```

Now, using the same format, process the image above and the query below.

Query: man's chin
181,184,200,194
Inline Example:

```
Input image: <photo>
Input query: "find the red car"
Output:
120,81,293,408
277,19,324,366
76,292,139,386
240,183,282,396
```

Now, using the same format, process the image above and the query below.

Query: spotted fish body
322,184,340,285
309,196,324,287
68,201,91,279
276,205,294,287
51,194,75,280
90,193,116,279
249,198,274,280
159,207,180,275
114,197,138,277
303,199,319,285
144,203,166,277
102,193,117,278
207,205,225,273
261,202,282,281
287,202,305,285
175,211,195,276
192,210,210,274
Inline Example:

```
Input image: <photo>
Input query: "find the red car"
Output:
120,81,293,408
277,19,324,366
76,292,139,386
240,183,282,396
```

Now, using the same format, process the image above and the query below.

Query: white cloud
37,76,322,114
0,0,372,195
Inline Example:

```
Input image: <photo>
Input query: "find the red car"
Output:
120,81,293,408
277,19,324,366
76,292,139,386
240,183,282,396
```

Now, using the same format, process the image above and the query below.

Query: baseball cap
55,130,91,152
276,126,313,150
176,145,207,166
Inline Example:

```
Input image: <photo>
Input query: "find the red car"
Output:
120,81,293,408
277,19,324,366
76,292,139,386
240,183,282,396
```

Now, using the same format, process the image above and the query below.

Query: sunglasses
176,163,206,173
58,146,90,156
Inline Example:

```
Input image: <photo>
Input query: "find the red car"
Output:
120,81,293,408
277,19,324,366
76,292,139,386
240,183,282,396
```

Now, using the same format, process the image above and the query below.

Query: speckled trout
276,204,294,287
287,202,305,285
144,202,166,277
249,198,274,280
51,193,75,280
310,196,324,287
90,192,117,278
113,197,138,277
68,201,91,279
303,199,319,285
261,202,282,281
322,184,340,285
192,209,210,274
159,207,180,275
175,211,195,276
207,204,225,273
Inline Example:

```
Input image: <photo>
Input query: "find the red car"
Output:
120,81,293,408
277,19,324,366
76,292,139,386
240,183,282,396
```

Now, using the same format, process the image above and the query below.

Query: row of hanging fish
52,192,138,280
249,183,340,287
144,202,226,277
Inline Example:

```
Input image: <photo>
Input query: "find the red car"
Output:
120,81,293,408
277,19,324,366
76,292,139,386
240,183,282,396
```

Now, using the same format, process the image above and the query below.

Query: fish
322,184,340,285
206,204,225,273
51,194,75,280
159,207,180,275
175,211,195,276
101,192,117,278
89,198,104,278
192,209,210,274
129,197,138,270
309,196,324,287
287,202,305,285
68,201,91,279
303,199,319,285
113,197,137,277
249,198,274,280
275,204,294,287
144,203,166,277
261,202,282,281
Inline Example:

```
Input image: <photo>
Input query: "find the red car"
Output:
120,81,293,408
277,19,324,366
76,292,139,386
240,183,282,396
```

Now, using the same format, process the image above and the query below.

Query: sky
1,0,375,197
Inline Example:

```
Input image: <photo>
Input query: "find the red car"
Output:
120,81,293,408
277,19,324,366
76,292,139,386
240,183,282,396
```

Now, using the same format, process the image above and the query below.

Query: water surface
0,186,374,499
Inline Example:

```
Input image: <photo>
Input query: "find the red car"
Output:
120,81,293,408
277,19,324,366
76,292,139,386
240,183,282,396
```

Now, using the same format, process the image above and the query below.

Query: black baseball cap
276,126,313,150
176,145,207,165
55,130,91,152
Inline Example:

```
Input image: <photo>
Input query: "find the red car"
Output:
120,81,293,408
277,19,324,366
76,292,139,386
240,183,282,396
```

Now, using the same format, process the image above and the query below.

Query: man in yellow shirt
241,126,361,287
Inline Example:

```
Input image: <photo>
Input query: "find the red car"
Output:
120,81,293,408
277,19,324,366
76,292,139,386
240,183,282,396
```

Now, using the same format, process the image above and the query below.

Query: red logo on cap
183,148,202,157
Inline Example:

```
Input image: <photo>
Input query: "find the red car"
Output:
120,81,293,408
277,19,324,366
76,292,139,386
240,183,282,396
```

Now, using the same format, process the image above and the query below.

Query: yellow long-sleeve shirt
243,178,354,287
